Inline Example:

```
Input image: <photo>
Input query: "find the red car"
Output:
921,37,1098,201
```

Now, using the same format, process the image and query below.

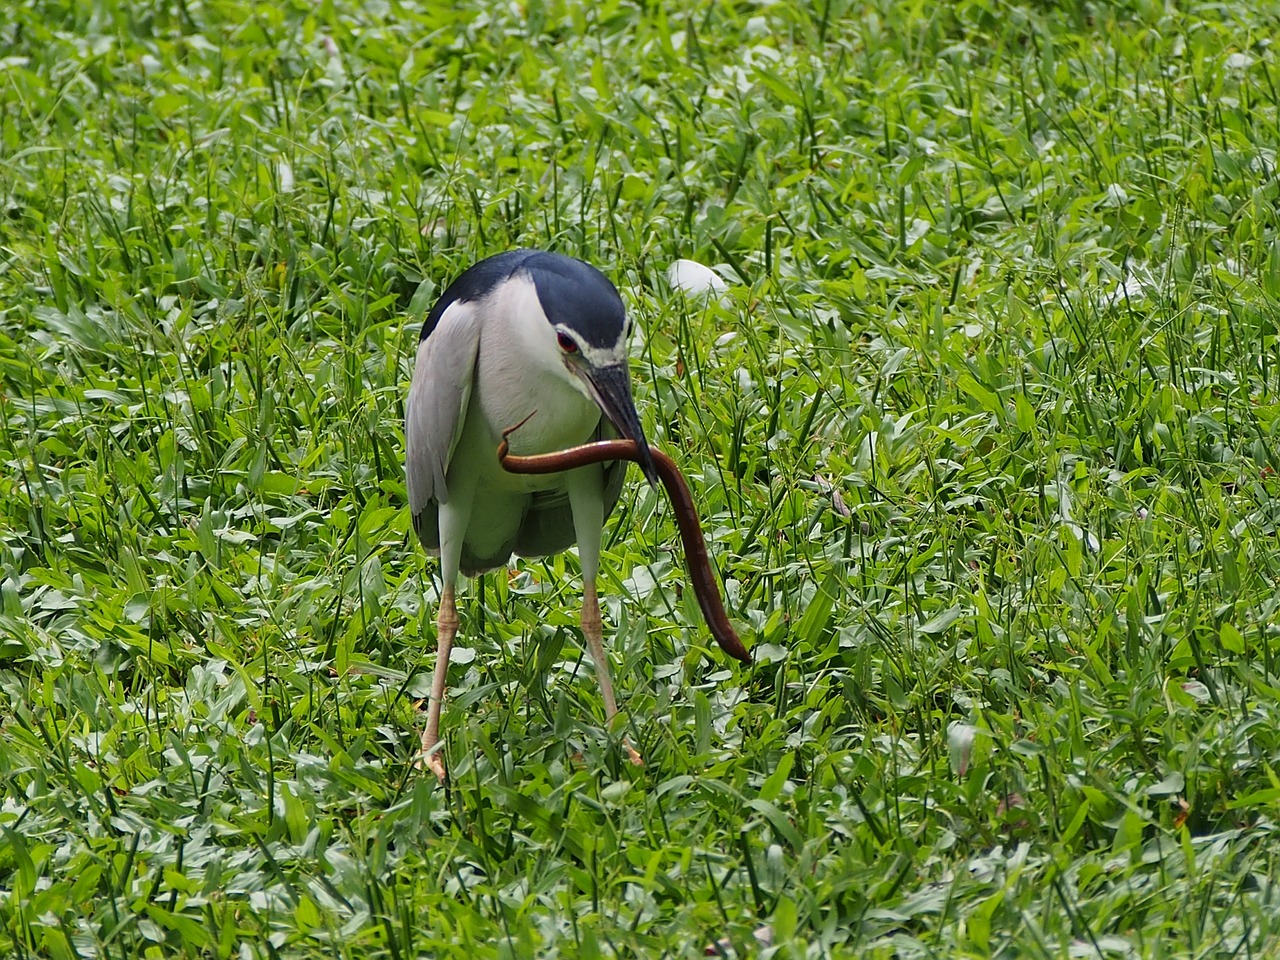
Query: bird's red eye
557,332,578,353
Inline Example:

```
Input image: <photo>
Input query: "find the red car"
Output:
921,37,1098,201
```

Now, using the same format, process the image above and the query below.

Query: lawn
3,0,1280,956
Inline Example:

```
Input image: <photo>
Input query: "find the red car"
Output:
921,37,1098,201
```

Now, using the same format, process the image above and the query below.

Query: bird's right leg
581,578,643,767
568,466,643,767
419,494,472,783
419,581,456,782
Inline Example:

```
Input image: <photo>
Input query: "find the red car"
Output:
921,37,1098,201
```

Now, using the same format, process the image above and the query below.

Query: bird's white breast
441,311,603,563
481,278,600,444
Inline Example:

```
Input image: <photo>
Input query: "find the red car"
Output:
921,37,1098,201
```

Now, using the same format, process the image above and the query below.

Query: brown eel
497,421,751,664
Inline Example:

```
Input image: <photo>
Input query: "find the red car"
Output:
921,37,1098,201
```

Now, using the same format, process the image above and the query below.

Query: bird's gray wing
405,299,482,514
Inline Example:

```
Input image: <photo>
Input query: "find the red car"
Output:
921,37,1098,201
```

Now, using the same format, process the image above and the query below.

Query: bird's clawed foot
624,740,644,767
418,731,448,783
422,752,448,783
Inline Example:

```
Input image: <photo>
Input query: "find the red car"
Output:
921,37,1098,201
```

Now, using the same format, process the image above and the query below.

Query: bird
405,249,659,782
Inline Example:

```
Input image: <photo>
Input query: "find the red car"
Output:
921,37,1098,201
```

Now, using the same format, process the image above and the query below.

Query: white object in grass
667,259,728,297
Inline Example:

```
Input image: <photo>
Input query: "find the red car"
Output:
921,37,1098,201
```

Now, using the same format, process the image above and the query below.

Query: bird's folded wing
405,299,482,511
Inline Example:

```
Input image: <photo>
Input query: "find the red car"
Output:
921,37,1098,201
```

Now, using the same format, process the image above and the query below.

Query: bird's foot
625,740,644,767
417,731,448,783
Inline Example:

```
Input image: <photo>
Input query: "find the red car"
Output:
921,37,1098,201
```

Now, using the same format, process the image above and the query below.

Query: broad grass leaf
794,571,840,647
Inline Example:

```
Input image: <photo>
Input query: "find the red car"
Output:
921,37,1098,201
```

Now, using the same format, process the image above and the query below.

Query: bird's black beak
585,363,659,487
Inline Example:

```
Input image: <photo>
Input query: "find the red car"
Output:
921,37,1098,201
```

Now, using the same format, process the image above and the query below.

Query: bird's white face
495,273,630,399
472,264,656,482
549,318,631,391
491,273,627,399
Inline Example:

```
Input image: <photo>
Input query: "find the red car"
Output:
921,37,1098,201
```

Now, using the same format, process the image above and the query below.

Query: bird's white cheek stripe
577,338,628,368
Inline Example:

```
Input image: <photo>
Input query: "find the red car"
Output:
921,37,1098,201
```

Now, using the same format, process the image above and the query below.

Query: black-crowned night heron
405,249,658,781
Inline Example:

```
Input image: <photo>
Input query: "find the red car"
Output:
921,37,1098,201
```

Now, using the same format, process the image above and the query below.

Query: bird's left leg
569,467,643,766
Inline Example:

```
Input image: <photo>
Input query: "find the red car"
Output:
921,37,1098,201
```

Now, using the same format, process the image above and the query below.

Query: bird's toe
413,748,448,783
417,732,448,783
625,742,644,767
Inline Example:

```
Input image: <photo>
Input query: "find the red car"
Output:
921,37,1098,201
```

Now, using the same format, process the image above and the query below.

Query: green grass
3,0,1280,956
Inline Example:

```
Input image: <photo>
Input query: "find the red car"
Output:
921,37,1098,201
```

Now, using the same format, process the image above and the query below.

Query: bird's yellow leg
582,579,643,766
419,581,456,782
